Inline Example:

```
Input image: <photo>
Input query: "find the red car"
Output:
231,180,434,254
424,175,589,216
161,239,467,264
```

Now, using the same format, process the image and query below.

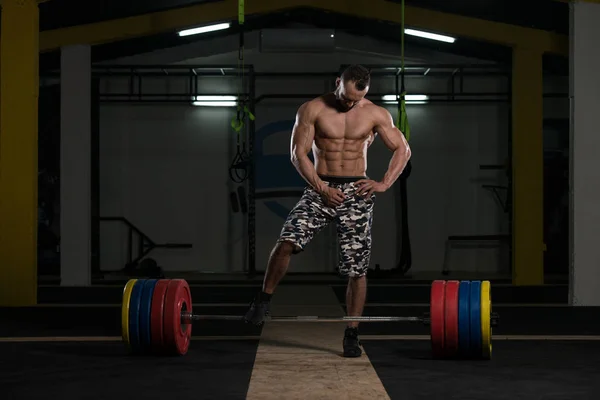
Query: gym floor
2,280,600,399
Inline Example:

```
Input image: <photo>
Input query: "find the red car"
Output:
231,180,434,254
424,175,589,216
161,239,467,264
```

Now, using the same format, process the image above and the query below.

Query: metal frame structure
43,63,567,277
87,64,513,104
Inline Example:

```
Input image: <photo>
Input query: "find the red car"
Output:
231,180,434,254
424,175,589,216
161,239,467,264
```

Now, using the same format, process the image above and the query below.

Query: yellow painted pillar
0,0,40,306
511,46,544,285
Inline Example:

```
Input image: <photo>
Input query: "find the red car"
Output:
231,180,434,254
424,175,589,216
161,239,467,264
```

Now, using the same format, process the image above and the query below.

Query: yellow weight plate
480,280,492,360
121,279,138,347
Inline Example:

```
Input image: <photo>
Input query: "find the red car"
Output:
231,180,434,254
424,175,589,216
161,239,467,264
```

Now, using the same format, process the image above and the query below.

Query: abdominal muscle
312,136,370,177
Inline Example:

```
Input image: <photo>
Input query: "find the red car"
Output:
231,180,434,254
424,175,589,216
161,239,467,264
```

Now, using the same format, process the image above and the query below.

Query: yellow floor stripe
245,285,391,400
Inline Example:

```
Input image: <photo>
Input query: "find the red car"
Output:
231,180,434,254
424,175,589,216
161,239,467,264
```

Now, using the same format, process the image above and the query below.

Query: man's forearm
381,148,411,189
291,154,327,193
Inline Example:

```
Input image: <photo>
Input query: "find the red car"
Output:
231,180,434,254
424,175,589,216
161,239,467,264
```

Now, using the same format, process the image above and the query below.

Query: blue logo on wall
255,120,313,219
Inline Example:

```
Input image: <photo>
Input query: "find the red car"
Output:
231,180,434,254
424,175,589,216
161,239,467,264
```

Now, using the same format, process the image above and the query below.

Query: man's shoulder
307,95,330,108
357,101,388,118
361,100,386,112
298,96,328,116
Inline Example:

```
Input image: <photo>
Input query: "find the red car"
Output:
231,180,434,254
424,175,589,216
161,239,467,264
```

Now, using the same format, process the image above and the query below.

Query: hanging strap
231,0,255,134
238,0,245,24
228,0,255,183
397,0,411,141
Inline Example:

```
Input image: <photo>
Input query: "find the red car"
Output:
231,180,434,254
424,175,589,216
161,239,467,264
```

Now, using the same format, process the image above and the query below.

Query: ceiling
37,0,569,33
37,0,569,73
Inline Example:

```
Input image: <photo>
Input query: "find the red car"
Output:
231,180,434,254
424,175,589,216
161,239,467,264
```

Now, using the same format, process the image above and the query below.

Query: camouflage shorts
278,175,375,278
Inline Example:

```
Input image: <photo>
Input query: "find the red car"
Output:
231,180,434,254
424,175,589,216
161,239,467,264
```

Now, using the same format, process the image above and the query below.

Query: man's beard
332,88,354,112
336,100,354,112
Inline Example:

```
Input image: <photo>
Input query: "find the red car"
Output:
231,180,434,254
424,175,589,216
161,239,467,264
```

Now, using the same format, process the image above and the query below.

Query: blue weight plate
469,280,482,357
139,279,158,352
128,279,146,355
458,280,471,357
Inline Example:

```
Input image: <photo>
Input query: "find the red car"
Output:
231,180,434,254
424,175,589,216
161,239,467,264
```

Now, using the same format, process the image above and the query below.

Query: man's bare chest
314,111,374,140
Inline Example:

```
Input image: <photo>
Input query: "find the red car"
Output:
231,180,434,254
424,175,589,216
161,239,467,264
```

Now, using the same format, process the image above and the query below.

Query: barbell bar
122,278,497,360
181,313,425,323
180,312,500,325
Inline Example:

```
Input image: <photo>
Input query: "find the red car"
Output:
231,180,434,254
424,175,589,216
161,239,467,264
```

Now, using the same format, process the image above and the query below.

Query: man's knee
350,273,367,280
272,240,298,258
346,270,368,280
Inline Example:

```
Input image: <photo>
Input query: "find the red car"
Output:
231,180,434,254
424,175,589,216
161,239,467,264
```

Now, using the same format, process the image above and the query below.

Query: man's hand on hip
319,186,345,207
355,179,389,197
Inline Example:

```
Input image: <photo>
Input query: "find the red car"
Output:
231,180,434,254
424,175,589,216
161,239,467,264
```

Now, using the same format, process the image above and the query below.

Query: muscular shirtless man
243,65,411,357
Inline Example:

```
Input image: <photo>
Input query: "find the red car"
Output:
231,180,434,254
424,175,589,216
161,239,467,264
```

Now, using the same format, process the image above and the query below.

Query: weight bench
442,234,509,275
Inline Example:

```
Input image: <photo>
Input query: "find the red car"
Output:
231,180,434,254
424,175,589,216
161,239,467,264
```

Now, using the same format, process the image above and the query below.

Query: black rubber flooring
3,281,600,400
363,340,600,400
0,340,259,400
0,306,262,337
2,339,599,399
2,304,599,337
356,306,600,335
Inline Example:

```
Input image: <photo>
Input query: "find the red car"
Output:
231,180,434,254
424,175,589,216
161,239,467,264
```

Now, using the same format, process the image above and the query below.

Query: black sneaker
343,327,362,357
243,298,271,326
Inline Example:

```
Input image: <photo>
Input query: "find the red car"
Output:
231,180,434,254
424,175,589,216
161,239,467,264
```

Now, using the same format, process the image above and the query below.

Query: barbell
121,278,497,359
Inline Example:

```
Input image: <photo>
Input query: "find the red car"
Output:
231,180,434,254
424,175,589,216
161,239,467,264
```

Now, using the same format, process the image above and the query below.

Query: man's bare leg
244,241,295,325
343,275,367,357
263,241,295,293
346,275,367,328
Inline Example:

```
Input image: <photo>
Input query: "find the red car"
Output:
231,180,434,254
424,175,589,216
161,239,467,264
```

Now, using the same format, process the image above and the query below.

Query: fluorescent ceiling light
178,23,231,37
195,95,237,101
404,28,456,43
382,94,429,102
192,95,238,106
193,101,237,107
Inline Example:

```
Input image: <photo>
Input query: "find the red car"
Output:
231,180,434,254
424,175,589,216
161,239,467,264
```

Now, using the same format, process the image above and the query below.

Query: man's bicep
374,108,407,151
290,105,316,155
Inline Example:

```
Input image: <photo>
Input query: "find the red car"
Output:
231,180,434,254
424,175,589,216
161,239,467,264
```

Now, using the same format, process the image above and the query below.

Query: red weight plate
430,280,446,358
444,280,460,358
150,279,170,354
163,279,193,356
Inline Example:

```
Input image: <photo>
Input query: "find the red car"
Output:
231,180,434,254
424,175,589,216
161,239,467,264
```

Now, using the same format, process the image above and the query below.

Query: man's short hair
341,65,371,91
